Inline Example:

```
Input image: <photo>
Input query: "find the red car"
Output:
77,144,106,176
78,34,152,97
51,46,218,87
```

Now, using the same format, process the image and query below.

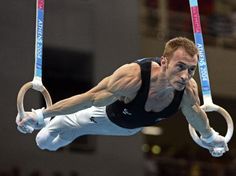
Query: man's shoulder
185,78,198,92
134,57,161,64
181,78,200,107
114,62,140,73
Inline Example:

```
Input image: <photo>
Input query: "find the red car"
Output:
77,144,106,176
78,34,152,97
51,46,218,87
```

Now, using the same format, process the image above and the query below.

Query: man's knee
35,129,59,151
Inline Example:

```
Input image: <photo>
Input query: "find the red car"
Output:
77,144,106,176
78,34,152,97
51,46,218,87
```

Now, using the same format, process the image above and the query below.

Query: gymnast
16,37,228,157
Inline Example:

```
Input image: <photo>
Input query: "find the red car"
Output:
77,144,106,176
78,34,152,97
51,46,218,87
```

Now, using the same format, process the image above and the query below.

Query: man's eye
189,67,196,73
177,64,184,70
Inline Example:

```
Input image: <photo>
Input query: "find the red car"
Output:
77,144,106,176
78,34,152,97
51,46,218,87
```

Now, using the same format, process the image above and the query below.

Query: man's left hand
201,128,229,157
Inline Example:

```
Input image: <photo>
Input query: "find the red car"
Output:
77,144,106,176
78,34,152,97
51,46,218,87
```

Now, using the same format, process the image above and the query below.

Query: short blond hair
163,37,198,58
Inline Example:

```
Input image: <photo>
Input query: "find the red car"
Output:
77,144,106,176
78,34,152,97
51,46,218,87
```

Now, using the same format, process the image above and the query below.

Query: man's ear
160,56,168,66
160,56,168,73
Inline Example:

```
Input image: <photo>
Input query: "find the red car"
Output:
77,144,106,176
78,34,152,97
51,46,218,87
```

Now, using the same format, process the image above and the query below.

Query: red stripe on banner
38,0,44,10
191,6,201,33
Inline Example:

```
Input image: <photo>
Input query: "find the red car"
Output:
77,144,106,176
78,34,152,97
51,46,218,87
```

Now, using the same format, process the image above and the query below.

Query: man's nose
180,70,189,81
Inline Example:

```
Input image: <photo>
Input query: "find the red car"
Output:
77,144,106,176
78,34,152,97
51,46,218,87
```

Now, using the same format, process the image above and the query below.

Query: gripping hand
201,128,229,157
16,108,45,134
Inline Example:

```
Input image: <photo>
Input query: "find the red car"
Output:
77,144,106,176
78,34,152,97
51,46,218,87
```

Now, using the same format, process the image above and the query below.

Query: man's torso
106,57,185,129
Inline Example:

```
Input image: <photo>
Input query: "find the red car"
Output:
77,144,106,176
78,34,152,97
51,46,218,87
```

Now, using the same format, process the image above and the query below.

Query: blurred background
0,0,236,175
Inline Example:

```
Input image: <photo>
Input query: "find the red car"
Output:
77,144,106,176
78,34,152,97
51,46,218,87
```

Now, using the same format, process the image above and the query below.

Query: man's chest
145,90,175,112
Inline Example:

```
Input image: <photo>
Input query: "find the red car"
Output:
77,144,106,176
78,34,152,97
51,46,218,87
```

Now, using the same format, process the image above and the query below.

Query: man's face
165,48,198,91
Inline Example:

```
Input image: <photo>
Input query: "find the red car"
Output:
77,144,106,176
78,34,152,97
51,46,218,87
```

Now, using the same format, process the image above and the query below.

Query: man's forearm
186,105,213,138
42,94,93,118
193,106,212,137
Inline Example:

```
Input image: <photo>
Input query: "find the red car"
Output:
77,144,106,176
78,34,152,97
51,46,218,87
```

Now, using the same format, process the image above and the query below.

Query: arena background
0,0,236,175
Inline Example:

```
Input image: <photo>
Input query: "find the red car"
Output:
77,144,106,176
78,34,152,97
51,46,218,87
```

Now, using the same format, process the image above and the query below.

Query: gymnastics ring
17,81,52,117
188,104,234,149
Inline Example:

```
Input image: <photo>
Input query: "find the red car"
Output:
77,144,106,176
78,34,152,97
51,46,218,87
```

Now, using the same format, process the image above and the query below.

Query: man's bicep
87,76,118,106
88,63,141,106
106,63,141,95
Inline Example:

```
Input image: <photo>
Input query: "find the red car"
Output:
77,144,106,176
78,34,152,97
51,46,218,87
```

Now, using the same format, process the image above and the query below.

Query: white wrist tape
32,108,45,125
200,128,218,143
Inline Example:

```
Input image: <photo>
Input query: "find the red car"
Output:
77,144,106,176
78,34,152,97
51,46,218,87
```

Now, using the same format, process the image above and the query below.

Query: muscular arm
43,63,141,118
180,79,212,138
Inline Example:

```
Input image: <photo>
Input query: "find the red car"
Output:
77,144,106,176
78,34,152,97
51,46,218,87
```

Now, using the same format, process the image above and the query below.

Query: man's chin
173,84,185,91
176,86,185,91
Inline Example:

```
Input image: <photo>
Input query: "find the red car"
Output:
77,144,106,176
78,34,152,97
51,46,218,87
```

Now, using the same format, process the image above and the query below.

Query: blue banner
194,33,211,96
35,8,44,78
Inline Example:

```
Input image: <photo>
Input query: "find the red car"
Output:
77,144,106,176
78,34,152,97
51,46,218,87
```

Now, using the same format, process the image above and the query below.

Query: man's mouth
176,81,186,86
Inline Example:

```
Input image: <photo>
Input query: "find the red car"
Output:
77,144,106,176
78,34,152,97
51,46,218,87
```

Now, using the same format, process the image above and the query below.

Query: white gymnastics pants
35,106,142,151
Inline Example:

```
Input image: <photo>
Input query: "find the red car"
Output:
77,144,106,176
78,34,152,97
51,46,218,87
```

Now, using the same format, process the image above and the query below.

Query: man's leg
35,113,81,151
35,106,142,151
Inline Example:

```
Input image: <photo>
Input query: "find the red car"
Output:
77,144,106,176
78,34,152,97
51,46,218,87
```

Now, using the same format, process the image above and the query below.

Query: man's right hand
16,113,35,134
16,108,45,134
